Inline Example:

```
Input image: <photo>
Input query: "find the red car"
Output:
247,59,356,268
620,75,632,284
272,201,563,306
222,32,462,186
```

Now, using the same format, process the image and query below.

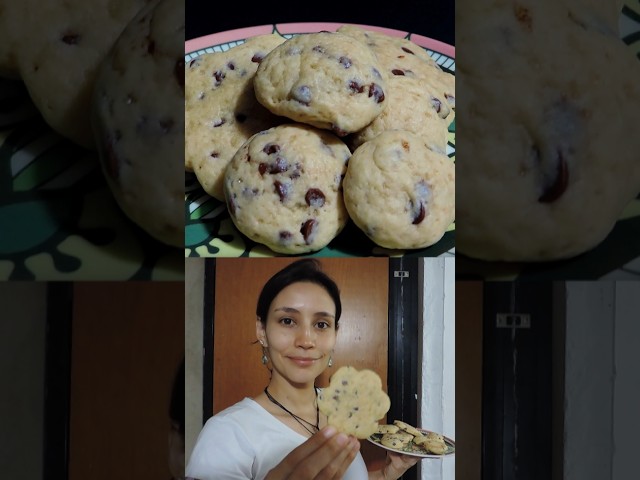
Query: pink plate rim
185,22,455,58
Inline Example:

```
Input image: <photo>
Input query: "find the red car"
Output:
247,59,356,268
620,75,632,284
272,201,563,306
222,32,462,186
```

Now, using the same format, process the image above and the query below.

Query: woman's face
257,281,337,386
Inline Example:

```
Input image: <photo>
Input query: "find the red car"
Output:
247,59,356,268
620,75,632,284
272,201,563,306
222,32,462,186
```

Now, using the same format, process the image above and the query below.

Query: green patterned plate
0,82,183,280
184,22,455,258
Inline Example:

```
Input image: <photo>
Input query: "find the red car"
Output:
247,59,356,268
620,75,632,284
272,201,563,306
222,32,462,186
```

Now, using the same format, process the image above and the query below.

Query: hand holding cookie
264,426,360,480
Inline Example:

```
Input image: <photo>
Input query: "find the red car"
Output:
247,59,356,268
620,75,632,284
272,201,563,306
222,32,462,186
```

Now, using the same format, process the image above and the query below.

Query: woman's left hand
383,451,420,480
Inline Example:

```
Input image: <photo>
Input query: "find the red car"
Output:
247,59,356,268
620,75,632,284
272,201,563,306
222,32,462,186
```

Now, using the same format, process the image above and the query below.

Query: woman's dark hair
256,259,342,327
169,358,185,437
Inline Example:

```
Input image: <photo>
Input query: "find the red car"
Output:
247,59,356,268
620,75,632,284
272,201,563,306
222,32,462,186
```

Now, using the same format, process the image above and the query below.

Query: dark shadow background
185,0,455,45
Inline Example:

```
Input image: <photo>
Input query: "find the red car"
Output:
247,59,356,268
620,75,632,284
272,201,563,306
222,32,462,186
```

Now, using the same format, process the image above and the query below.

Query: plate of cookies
185,23,455,257
368,421,455,458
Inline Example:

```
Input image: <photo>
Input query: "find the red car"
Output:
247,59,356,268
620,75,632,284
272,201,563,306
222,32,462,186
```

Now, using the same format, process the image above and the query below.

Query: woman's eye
280,317,294,325
316,321,330,329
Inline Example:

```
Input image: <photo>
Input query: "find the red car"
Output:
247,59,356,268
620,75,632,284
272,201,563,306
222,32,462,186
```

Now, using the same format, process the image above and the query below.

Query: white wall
564,282,640,480
0,282,47,479
612,283,640,479
419,258,455,480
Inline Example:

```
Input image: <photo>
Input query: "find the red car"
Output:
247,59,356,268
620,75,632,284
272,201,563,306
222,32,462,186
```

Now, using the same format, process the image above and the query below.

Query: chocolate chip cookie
92,0,184,247
223,123,350,254
253,31,388,136
338,25,455,119
186,34,286,200
456,0,640,260
343,130,455,250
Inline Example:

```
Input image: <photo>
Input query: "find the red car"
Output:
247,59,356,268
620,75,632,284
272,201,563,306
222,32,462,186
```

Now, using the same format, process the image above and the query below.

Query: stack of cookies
185,26,455,254
377,420,448,455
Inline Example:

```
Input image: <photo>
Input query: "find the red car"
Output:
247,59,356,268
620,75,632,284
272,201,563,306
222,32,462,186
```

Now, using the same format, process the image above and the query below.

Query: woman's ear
256,317,267,346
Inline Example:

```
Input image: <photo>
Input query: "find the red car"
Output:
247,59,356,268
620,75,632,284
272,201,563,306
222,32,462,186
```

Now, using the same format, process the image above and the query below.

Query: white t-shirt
186,397,369,480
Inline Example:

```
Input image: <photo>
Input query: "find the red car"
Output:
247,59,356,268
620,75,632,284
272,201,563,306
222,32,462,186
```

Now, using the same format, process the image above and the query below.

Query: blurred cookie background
0,0,183,280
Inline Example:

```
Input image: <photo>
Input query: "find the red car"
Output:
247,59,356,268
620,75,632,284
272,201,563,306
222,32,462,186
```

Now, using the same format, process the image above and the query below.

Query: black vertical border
202,258,215,424
43,282,73,480
481,282,553,480
387,258,420,480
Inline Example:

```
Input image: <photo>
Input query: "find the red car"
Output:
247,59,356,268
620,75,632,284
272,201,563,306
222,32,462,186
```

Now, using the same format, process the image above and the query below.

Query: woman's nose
296,325,315,348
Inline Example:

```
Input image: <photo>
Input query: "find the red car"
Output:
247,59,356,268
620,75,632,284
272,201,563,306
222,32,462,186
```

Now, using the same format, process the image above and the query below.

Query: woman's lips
288,356,318,367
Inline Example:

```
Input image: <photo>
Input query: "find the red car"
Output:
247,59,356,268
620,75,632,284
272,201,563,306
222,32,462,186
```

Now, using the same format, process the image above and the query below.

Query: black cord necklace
264,387,319,436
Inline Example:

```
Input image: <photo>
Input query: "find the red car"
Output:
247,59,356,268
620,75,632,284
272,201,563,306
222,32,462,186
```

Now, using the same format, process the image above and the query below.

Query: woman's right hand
265,426,361,480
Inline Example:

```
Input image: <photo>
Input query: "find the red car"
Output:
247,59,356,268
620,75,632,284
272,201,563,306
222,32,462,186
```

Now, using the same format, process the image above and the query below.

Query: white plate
367,427,455,459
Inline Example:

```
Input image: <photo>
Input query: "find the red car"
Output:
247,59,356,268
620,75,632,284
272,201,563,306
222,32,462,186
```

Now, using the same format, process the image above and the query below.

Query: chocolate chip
279,231,293,242
213,118,226,127
251,53,265,63
269,157,289,174
213,70,225,86
515,5,533,31
412,202,426,225
292,85,311,105
259,163,268,176
444,93,456,108
368,83,385,103
300,219,318,245
392,69,405,76
401,46,415,54
210,152,219,158
289,163,303,179
431,97,442,113
274,181,290,202
227,62,236,70
189,58,201,68
339,56,352,68
263,143,281,155
538,150,569,203
305,188,326,208
312,45,326,54
372,67,382,79
341,380,348,385
235,113,247,123
331,124,348,137
349,81,366,94
62,33,80,45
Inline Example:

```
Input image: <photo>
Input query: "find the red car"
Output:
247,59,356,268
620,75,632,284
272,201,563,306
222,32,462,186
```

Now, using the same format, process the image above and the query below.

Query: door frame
43,282,73,480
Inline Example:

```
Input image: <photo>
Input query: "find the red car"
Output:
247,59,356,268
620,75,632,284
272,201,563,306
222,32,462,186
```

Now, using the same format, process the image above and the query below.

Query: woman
187,259,419,480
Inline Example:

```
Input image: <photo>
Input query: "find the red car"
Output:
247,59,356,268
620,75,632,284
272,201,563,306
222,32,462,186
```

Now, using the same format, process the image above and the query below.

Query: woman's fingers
327,437,361,480
293,432,355,479
313,435,360,480
274,427,339,477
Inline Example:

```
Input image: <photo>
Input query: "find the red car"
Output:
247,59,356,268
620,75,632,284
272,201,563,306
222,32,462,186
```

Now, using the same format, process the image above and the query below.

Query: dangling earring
328,356,333,367
259,340,268,365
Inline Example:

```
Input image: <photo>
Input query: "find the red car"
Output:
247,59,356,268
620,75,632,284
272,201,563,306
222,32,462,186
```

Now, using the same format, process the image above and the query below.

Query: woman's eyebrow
274,306,335,318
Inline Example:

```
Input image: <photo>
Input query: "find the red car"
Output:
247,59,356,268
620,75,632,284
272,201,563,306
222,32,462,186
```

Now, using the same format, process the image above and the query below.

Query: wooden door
213,258,389,470
69,282,184,480
455,281,483,480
